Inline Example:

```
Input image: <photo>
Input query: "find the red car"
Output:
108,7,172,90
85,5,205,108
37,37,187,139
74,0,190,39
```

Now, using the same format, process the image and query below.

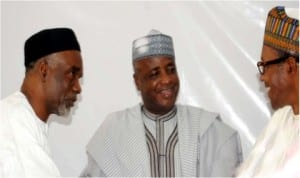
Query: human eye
167,65,176,74
66,67,79,81
67,69,75,78
148,70,159,79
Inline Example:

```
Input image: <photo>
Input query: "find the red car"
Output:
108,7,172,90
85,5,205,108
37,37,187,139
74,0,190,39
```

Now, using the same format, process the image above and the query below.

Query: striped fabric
264,6,299,55
85,104,243,177
142,106,179,177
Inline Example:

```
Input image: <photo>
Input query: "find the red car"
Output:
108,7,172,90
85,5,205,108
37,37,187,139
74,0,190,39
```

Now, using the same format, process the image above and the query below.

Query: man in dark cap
0,28,83,177
81,29,242,177
236,6,299,177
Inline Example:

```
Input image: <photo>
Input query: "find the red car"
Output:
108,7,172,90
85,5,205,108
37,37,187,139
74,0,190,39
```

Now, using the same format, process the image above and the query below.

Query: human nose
160,71,172,84
259,73,266,82
73,79,82,94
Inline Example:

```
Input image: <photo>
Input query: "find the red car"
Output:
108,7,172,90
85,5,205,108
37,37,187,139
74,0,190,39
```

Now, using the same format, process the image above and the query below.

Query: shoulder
1,92,35,125
272,105,293,118
177,104,219,118
177,104,237,136
177,104,220,124
210,118,238,138
101,104,141,127
268,105,294,126
87,104,141,144
1,92,31,113
0,93,40,169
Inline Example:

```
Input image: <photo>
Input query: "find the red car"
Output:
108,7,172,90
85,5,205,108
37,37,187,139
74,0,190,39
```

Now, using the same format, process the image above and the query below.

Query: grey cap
132,29,175,61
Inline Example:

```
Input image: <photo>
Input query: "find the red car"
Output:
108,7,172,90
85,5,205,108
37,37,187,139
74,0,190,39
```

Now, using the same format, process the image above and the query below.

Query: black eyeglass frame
257,55,291,75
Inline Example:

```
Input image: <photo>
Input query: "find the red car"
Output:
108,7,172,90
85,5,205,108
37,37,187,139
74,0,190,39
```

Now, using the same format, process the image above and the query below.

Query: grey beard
57,103,70,117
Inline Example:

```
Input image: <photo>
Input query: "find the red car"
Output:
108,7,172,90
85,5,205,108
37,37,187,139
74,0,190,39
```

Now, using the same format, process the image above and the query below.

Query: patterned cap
263,6,299,55
132,29,175,61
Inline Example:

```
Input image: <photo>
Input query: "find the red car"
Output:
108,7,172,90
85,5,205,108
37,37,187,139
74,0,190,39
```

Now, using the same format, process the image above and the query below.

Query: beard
57,101,71,117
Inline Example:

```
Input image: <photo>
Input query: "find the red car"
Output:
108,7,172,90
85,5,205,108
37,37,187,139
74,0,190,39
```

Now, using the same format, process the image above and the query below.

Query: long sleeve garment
81,104,243,177
0,92,61,178
236,105,300,178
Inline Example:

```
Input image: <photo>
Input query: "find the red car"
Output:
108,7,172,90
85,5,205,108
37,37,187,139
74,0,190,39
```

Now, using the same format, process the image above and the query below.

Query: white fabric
0,92,61,178
142,109,181,176
236,106,300,178
82,104,243,177
2,2,299,175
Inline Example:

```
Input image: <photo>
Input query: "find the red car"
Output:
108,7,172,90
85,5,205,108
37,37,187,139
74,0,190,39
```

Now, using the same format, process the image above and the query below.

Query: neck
142,105,176,120
290,73,299,115
292,104,299,115
21,80,49,123
292,80,299,115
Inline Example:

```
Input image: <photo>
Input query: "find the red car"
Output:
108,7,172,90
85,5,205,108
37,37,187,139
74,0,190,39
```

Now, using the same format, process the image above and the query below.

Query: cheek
142,82,156,95
51,76,68,96
173,76,179,85
269,72,289,101
271,71,286,87
140,82,158,100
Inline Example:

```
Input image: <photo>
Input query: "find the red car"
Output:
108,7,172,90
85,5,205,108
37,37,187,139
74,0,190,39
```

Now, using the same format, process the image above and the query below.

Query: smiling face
133,56,179,115
259,45,294,110
44,50,83,117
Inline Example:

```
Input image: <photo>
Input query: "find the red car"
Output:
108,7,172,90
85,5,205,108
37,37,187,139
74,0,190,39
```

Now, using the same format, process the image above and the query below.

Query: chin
270,102,283,111
57,105,71,117
160,103,175,112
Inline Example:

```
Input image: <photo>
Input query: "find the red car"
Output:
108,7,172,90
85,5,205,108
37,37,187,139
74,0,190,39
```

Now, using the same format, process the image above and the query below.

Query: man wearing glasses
236,6,299,177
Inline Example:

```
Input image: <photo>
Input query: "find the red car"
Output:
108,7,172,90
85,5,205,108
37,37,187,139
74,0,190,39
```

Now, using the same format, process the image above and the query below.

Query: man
0,28,83,177
236,6,299,177
81,30,242,177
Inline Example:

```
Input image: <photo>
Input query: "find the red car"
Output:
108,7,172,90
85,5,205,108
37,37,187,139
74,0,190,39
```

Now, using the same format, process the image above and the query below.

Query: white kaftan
0,92,60,178
236,106,300,178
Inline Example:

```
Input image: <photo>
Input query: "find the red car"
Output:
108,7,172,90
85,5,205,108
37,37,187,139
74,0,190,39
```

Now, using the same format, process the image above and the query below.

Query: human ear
133,73,141,91
39,59,49,82
286,57,298,74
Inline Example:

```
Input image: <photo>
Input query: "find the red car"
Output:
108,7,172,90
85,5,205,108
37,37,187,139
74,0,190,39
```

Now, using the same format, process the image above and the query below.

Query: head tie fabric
263,6,299,56
132,29,175,61
24,27,81,67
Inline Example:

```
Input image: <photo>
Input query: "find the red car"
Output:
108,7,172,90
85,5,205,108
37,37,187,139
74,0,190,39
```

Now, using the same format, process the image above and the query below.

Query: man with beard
81,30,242,177
236,6,299,178
0,28,83,177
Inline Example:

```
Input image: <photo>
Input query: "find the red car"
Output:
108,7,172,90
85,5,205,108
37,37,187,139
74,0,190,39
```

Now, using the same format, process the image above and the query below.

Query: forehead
134,56,175,68
261,45,280,62
49,50,83,68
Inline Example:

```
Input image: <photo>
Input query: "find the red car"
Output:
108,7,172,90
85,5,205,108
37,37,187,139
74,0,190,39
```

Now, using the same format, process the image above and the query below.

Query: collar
142,105,177,121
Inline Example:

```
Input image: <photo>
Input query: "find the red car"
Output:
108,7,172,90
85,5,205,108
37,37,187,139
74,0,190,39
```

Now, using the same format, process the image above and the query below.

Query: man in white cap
236,6,299,178
81,30,243,177
0,28,83,177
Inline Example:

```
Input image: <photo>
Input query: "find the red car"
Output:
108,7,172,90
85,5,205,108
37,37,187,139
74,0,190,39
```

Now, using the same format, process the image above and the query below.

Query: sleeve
80,152,106,177
210,131,243,177
197,118,243,177
2,104,61,177
0,108,24,177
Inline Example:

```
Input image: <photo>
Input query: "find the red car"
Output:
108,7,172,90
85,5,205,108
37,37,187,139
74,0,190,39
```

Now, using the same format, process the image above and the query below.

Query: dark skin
259,44,299,114
21,50,83,122
133,56,179,115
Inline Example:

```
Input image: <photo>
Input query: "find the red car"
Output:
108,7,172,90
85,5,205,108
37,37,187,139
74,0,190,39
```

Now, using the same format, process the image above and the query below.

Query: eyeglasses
257,55,290,75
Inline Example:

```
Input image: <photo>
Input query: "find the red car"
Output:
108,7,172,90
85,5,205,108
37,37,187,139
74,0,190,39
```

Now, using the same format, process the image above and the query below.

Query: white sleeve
80,153,106,177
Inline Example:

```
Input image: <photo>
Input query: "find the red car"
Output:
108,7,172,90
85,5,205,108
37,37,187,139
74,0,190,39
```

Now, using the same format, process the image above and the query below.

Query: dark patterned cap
263,6,299,55
24,28,81,67
132,29,175,61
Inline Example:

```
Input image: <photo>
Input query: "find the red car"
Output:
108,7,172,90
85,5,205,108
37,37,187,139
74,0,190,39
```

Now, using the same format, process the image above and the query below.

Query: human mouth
65,97,77,107
159,88,174,98
265,86,273,99
266,87,270,93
